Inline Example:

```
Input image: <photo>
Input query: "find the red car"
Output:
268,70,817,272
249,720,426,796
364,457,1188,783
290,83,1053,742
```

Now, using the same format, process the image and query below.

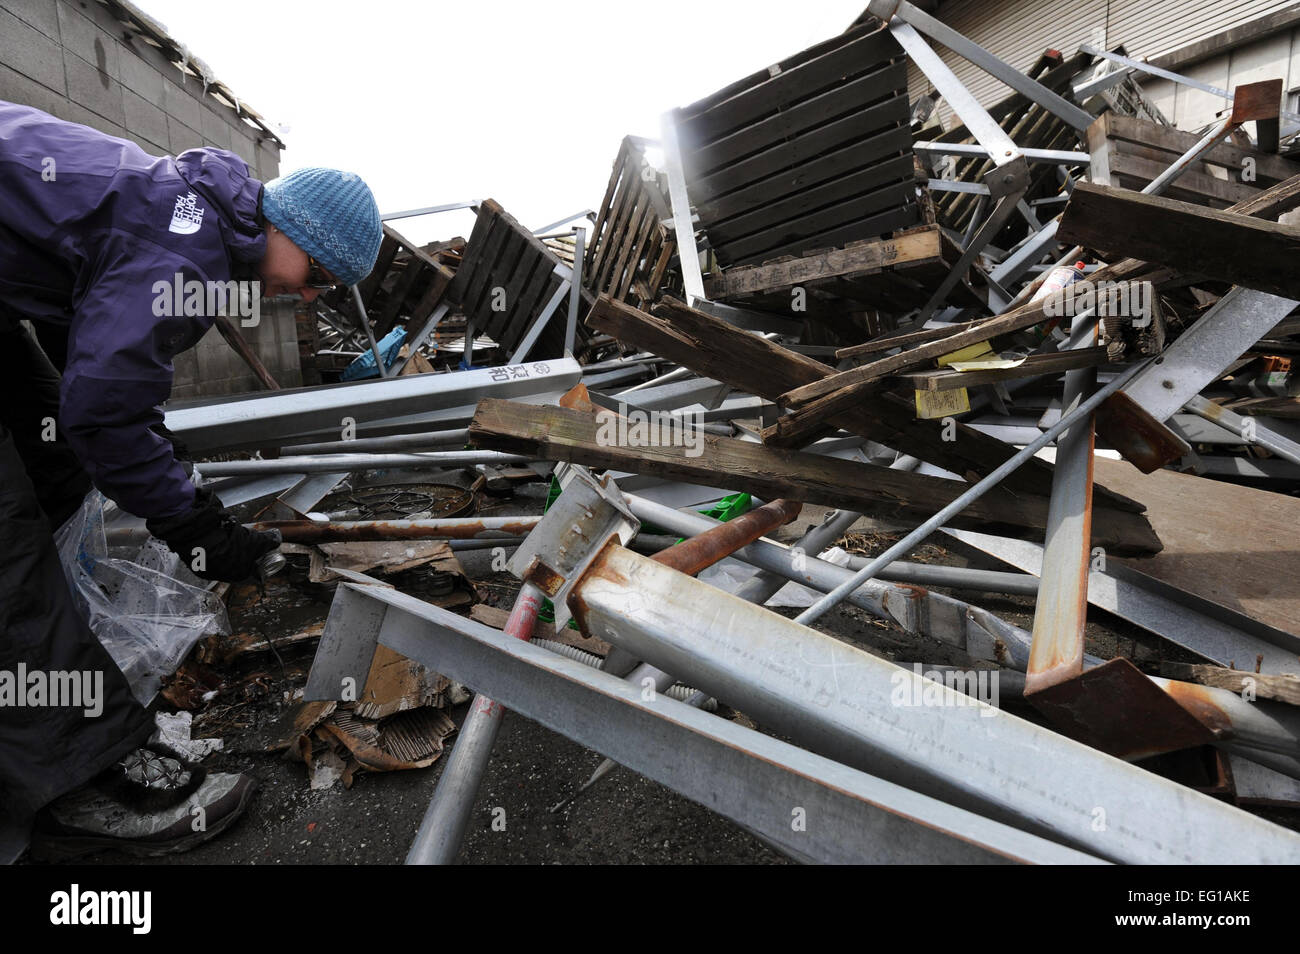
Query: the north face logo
169,192,205,234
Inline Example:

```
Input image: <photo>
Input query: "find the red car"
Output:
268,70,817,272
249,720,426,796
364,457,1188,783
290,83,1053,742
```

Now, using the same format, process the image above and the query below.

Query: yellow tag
915,387,969,419
937,341,994,366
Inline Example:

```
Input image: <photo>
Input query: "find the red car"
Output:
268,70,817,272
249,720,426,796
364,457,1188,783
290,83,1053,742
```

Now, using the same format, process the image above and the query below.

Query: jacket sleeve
60,232,217,520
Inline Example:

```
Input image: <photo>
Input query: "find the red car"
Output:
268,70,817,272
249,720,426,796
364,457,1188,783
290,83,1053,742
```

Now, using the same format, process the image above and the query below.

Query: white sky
137,0,869,244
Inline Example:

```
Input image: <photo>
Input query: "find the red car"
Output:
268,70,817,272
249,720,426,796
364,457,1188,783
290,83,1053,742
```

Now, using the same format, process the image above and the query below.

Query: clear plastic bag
54,490,229,705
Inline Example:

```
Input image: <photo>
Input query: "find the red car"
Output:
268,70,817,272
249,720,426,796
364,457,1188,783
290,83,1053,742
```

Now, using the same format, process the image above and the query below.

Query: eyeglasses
306,254,341,290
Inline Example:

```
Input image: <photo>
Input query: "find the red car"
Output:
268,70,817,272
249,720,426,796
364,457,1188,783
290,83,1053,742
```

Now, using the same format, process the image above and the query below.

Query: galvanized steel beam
305,584,1103,864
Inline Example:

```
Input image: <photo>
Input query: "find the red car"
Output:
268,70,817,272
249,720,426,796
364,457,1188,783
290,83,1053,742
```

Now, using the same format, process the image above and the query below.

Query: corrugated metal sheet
907,0,1297,125
1106,0,1296,60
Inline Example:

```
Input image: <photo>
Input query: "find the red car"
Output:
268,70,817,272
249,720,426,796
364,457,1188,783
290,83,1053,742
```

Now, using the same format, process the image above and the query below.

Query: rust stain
1159,680,1235,735
1095,391,1188,474
523,557,566,597
652,499,802,576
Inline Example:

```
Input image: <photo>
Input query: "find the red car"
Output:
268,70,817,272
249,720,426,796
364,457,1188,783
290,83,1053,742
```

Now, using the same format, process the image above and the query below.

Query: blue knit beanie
262,168,382,286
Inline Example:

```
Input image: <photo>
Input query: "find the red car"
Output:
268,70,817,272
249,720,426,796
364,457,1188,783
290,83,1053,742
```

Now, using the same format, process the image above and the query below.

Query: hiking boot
30,746,256,860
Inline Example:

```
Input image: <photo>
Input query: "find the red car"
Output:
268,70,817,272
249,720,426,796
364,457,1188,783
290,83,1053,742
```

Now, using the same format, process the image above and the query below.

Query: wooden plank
461,212,512,322
602,188,649,296
587,295,1151,518
1107,152,1256,206
686,61,906,176
707,228,942,298
587,139,630,277
589,163,635,289
1104,114,1300,185
468,399,1121,542
643,233,675,306
616,201,658,302
677,26,902,146
705,153,915,248
495,234,544,341
446,204,496,304
1158,662,1300,705
499,251,559,351
898,347,1109,391
837,316,984,358
723,199,920,267
480,230,528,339
1058,182,1300,299
693,99,911,203
1095,456,1300,636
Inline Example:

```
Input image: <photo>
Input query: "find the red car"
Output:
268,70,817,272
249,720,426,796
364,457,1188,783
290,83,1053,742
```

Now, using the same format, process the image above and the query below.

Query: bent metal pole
794,358,1150,627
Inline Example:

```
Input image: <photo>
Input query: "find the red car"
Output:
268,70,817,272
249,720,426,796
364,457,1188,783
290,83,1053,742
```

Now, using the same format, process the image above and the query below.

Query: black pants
0,318,152,843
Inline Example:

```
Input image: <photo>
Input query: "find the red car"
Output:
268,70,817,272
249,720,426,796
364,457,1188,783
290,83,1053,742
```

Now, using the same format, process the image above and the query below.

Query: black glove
150,422,193,477
147,487,281,582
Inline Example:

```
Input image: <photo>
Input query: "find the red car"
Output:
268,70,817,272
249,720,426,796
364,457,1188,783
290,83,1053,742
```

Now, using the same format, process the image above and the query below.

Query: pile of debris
129,7,1300,864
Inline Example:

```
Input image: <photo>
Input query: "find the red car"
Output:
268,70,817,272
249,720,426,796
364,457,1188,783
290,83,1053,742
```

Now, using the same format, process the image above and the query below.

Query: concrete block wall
0,0,303,398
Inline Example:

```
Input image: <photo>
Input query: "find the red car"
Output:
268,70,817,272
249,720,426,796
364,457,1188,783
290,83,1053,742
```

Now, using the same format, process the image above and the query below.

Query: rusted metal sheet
1094,390,1192,473
1028,658,1218,761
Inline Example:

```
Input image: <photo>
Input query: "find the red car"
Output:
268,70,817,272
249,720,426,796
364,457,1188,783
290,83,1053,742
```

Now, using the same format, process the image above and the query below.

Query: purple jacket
0,101,266,519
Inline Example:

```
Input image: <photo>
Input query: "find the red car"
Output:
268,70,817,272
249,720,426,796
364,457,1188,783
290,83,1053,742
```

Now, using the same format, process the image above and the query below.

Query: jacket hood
174,148,267,267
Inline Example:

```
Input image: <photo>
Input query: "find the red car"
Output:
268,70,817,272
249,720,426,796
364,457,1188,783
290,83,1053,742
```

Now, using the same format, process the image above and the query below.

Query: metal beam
305,584,1100,864
661,111,706,302
886,20,1023,166
1121,287,1297,422
1078,45,1300,127
945,529,1300,676
883,1,1095,131
381,200,480,222
1183,394,1300,467
568,544,1300,863
165,357,582,453
916,142,1090,164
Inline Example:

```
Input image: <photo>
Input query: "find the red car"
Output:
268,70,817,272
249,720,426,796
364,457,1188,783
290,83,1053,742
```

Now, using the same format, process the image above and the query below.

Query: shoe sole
31,777,258,862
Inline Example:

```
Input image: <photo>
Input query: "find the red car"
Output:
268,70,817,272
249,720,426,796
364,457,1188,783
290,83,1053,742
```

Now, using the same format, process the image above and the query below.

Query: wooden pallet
673,21,920,270
447,199,594,361
1087,113,1300,210
584,137,677,310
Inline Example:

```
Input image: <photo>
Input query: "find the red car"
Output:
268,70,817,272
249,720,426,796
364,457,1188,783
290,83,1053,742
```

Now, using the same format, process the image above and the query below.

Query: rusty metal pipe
651,499,802,576
251,516,543,542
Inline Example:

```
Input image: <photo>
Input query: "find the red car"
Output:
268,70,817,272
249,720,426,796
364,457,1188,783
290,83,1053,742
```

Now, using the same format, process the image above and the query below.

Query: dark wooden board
1059,182,1300,299
705,153,916,248
588,294,1152,520
693,100,912,202
676,26,902,145
469,399,1152,546
686,62,906,176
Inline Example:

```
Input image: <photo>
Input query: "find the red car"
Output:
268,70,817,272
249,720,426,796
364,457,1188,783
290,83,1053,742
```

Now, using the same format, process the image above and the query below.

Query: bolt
1162,379,1175,389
